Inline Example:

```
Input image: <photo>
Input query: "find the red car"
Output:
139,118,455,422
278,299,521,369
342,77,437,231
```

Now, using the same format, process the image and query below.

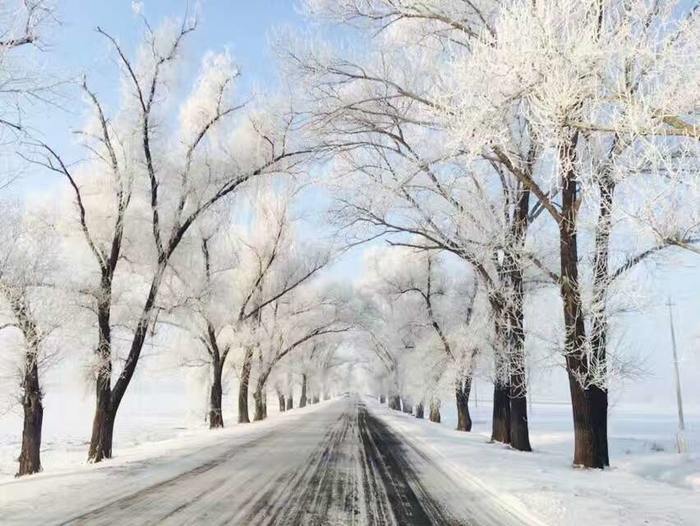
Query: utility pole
667,298,687,454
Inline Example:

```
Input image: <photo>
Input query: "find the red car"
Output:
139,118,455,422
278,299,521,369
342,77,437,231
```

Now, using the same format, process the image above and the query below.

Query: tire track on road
54,397,500,525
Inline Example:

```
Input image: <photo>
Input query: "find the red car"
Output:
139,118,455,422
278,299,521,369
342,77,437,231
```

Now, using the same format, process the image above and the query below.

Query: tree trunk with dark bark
312,394,320,404
388,394,401,410
88,387,115,463
286,374,294,410
253,391,264,421
415,402,424,419
429,398,441,423
209,362,224,429
587,177,615,467
88,298,115,462
238,346,254,424
277,391,286,412
491,382,511,444
504,280,530,451
17,356,43,476
456,379,472,432
88,370,114,462
509,391,531,451
503,188,533,452
379,394,386,404
568,378,609,468
402,397,413,415
559,133,608,468
6,290,45,477
88,263,166,462
299,373,308,408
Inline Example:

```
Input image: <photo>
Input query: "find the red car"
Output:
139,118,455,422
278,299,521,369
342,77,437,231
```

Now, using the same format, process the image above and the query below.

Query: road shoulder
366,397,700,526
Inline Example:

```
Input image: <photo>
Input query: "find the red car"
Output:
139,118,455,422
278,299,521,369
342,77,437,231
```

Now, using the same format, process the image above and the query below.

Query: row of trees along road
0,4,354,477
1,0,699,477
289,0,700,468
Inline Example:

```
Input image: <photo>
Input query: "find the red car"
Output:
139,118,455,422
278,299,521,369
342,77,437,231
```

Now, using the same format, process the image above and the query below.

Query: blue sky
23,0,367,276
23,1,306,166
53,1,304,83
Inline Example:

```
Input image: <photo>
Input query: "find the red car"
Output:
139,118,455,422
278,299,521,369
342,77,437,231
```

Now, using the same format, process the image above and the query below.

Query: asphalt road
56,396,520,526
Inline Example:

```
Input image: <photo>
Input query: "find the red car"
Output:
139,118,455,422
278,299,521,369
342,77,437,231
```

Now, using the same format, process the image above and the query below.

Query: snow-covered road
1,396,530,525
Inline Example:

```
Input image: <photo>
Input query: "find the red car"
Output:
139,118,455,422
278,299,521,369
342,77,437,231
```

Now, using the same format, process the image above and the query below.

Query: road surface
10,396,527,525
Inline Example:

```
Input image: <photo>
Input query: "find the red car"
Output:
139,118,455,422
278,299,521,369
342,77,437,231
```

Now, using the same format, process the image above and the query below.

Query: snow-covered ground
0,398,331,523
0,373,285,480
371,397,700,525
1,385,698,524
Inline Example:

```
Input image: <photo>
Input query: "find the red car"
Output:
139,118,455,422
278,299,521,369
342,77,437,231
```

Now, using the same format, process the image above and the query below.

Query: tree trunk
88,263,167,462
17,358,43,476
238,346,254,424
262,390,267,419
506,289,531,450
591,386,609,466
286,374,294,410
559,133,607,468
388,394,401,410
253,388,265,421
415,402,424,419
505,183,532,452
209,362,224,429
402,397,413,414
379,394,386,404
456,379,472,432
88,405,115,463
88,300,115,462
88,372,114,462
299,373,308,408
312,394,320,404
568,379,608,468
429,398,441,423
587,177,615,467
491,382,511,443
509,390,531,451
277,392,286,412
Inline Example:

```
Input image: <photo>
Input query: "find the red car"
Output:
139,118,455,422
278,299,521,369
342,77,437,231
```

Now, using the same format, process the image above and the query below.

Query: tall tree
168,186,331,426
249,284,353,421
0,203,62,476
288,0,536,450
446,0,700,467
29,17,311,461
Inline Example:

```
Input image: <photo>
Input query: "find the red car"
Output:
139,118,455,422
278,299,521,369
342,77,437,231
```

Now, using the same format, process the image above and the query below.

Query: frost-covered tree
0,0,55,190
27,16,312,461
0,0,54,131
354,250,422,412
167,185,331,427
289,0,538,451
297,341,341,407
298,0,700,468
445,0,700,467
249,282,353,421
0,202,63,476
231,193,332,423
360,246,484,429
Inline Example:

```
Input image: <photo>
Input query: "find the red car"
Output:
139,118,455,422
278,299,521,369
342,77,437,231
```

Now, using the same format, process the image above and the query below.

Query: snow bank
0,374,301,480
0,399,329,523
368,398,700,526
